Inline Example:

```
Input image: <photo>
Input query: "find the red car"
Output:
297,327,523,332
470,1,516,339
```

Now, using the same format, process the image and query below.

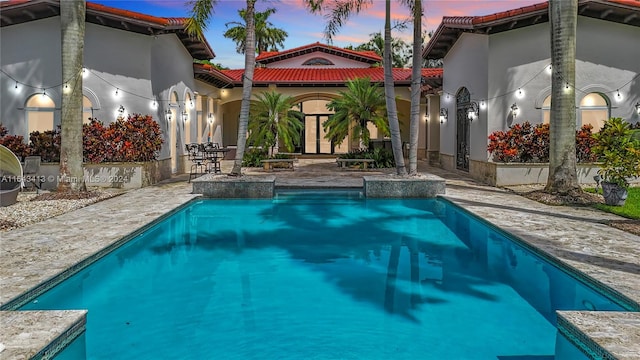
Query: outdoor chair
188,144,207,183
23,156,42,191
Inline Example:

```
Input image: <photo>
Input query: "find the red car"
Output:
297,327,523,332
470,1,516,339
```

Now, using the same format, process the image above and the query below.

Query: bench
336,158,375,170
261,158,296,171
277,152,302,159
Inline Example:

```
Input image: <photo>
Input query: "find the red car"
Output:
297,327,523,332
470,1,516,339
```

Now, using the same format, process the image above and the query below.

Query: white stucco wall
264,52,373,68
442,16,640,166
1,17,62,137
1,17,200,172
440,32,489,160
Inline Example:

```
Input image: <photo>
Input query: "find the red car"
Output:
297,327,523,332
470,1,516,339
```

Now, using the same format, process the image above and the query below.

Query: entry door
304,115,332,154
456,88,471,171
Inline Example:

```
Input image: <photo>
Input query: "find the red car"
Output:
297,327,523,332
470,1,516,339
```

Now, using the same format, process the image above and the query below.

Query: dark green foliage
242,148,268,167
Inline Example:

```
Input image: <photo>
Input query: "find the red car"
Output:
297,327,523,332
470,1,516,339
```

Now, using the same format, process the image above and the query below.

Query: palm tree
248,91,304,155
304,0,407,175
187,0,256,176
383,0,407,175
324,77,389,149
407,0,421,175
224,8,288,54
58,0,87,192
544,0,582,195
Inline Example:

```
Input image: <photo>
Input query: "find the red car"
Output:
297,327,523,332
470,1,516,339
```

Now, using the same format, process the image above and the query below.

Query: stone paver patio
1,159,639,359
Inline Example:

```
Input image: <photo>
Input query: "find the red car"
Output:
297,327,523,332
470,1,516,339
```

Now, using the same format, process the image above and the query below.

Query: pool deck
1,159,639,359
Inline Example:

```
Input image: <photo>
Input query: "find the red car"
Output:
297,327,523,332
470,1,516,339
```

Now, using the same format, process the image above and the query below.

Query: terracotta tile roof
423,0,640,59
255,42,382,64
208,67,442,86
0,0,214,60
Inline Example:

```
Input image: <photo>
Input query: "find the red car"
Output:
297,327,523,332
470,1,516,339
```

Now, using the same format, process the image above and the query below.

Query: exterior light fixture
510,103,519,119
467,102,479,121
480,100,486,109
82,68,88,78
115,88,119,97
189,100,194,109
615,89,623,102
42,89,46,98
117,105,125,115
635,102,640,115
151,100,157,109
165,109,172,122
181,110,188,122
14,81,18,90
546,64,552,75
516,88,524,99
439,108,448,124
207,113,214,124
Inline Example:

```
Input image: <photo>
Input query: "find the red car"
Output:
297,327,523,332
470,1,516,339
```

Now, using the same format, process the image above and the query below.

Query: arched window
302,57,334,66
83,95,93,124
542,95,551,124
580,93,608,132
25,93,55,137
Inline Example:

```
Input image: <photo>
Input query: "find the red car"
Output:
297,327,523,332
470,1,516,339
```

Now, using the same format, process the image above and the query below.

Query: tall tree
248,90,304,155
323,77,390,149
187,0,256,176
544,0,582,195
305,0,407,175
223,8,288,54
383,0,407,175
58,0,87,192
407,0,421,175
348,32,412,68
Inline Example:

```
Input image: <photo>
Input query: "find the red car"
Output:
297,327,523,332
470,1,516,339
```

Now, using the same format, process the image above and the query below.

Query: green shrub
242,148,268,167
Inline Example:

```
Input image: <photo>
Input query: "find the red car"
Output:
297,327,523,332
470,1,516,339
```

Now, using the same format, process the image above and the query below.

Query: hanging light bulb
615,89,623,102
151,100,157,109
115,88,120,97
546,64,552,75
42,89,46,98
82,68,88,78
516,88,524,99
14,81,18,89
480,100,486,109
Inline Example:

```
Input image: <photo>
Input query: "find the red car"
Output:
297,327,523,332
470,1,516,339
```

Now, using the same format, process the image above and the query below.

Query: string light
14,81,18,89
615,89,623,102
516,88,524,99
480,100,486,109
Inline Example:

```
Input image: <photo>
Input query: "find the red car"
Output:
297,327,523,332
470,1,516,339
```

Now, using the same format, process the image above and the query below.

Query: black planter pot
601,181,628,206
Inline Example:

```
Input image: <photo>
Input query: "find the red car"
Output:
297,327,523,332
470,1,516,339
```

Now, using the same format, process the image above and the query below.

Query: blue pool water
22,191,625,359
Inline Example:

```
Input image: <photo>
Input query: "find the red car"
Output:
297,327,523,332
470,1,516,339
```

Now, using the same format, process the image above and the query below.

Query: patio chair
23,156,42,191
188,144,207,182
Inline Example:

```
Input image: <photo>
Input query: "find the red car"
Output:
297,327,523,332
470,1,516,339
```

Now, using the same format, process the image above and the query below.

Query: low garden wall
38,160,172,190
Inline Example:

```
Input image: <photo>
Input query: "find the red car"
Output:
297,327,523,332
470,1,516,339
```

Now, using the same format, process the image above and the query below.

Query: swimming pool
22,191,627,359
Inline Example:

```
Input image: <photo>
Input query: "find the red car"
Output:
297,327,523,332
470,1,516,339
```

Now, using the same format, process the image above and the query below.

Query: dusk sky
93,0,543,68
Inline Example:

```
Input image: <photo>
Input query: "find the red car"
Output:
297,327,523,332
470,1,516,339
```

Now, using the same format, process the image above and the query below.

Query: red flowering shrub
1,116,162,164
0,124,30,160
29,129,61,162
488,122,597,163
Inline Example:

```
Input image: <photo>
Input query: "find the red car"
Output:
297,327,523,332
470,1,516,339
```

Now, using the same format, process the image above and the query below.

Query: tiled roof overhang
0,0,214,60
423,0,640,60
194,64,443,89
255,42,382,65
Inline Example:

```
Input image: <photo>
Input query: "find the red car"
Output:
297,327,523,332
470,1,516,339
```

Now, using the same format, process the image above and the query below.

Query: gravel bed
0,190,122,231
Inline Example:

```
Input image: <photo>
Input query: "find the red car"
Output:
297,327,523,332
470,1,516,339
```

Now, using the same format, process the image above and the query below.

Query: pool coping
1,174,639,359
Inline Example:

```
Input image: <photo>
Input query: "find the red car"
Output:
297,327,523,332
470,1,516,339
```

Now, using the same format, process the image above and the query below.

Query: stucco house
1,0,218,178
1,0,443,182
194,42,441,158
423,0,640,185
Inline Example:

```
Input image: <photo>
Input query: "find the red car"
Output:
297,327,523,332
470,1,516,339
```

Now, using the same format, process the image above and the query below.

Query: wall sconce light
510,103,519,119
165,109,172,122
467,102,479,121
181,110,188,122
635,102,640,115
439,108,448,124
117,105,125,115
207,113,214,124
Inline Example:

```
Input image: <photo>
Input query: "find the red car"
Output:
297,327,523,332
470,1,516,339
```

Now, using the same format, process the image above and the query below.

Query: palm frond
185,0,218,40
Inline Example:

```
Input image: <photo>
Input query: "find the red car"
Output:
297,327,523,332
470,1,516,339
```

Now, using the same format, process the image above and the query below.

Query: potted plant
592,117,640,206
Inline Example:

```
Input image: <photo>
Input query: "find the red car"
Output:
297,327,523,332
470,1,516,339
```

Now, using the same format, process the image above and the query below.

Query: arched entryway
456,87,471,171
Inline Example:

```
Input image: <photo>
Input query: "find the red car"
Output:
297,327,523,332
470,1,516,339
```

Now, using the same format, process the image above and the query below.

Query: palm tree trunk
58,0,87,192
408,0,422,175
544,0,581,194
231,0,257,176
383,0,407,176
